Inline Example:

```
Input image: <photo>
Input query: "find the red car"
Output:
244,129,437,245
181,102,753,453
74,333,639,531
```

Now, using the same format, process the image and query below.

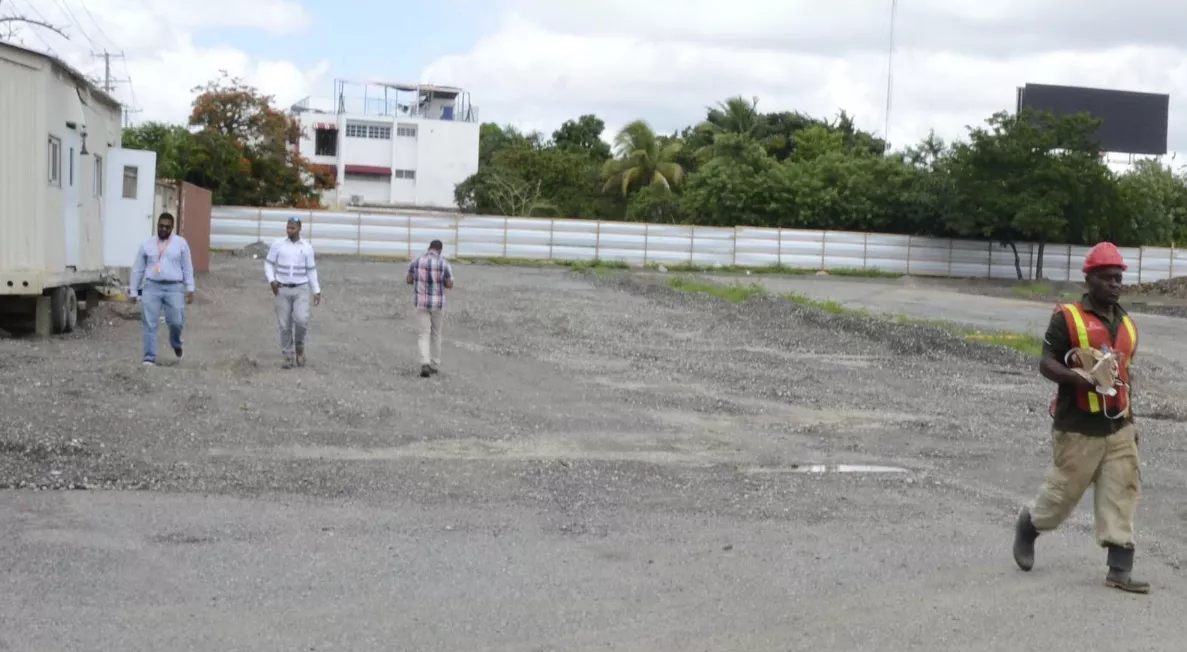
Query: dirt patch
949,279,1187,319
1126,276,1187,300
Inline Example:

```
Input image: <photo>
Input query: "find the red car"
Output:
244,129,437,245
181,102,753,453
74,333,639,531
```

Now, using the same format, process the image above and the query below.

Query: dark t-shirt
1041,294,1134,436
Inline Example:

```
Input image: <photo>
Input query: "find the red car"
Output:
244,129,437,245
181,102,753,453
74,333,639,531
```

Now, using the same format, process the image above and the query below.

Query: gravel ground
4,254,1187,650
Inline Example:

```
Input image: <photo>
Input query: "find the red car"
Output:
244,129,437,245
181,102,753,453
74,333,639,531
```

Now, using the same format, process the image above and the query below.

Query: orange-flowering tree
186,71,332,207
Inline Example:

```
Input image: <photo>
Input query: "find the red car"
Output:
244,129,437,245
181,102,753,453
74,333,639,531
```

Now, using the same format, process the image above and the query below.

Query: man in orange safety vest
1012,241,1147,593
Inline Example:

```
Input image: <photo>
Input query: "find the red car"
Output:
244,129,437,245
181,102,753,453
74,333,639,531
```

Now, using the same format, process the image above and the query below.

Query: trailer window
94,156,104,198
48,136,61,187
122,165,138,199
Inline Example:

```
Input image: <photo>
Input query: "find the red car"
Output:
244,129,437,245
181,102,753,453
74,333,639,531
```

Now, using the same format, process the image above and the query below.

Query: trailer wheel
65,288,79,332
50,286,78,334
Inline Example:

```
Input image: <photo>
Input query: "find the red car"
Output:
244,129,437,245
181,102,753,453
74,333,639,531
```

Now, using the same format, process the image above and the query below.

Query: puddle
743,463,909,475
791,464,908,474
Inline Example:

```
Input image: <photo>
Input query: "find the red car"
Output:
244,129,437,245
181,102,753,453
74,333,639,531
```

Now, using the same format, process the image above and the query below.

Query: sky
4,0,1186,165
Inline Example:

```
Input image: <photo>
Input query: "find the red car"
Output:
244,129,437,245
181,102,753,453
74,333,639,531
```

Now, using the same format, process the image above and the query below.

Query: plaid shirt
408,252,454,309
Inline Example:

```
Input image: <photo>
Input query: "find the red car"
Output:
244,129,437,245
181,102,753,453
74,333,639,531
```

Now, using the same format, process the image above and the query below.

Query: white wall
340,174,390,203
49,67,123,274
293,112,340,168
339,117,392,167
0,45,46,275
292,108,480,210
0,44,121,279
414,119,479,208
210,207,1187,284
390,122,418,173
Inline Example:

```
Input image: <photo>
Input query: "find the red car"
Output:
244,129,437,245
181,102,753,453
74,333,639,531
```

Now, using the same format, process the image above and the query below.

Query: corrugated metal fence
210,206,1187,283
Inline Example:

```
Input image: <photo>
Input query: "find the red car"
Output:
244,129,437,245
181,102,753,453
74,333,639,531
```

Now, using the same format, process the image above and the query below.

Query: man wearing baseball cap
1012,242,1147,593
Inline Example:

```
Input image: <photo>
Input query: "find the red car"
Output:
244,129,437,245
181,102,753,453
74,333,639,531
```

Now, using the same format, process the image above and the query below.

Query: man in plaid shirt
406,239,455,377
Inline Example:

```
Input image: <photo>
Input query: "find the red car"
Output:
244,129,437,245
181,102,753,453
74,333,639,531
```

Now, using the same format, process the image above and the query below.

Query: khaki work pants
415,307,444,366
1030,422,1141,548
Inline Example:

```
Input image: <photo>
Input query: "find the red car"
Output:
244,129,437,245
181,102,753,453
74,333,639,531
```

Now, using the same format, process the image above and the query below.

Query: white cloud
5,0,328,125
420,1,1186,163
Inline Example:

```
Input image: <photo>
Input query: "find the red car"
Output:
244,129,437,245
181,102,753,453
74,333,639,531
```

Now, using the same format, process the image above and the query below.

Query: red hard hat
1082,242,1127,273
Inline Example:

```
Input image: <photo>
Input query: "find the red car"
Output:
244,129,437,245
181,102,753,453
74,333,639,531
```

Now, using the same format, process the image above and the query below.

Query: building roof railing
288,79,479,123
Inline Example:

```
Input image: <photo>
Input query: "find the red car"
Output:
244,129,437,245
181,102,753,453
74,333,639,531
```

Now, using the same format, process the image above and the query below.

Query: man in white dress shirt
128,212,195,366
264,216,322,368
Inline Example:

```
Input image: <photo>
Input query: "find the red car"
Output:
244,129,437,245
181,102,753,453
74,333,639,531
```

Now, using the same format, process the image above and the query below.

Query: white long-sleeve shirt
264,237,320,294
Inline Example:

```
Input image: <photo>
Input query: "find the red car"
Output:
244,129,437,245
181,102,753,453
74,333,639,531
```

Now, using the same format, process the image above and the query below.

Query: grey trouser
275,284,311,355
415,307,443,366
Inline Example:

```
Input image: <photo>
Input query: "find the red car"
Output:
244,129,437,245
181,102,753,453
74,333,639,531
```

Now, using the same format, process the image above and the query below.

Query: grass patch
460,256,555,267
1010,282,1055,296
780,290,1042,356
782,291,863,316
667,277,767,303
888,314,1045,357
458,257,631,271
558,259,630,271
828,267,902,279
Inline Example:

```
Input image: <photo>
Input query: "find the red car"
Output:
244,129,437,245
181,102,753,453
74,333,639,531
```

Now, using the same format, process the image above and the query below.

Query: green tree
477,122,543,167
601,119,685,196
121,121,197,181
679,135,795,227
626,183,684,223
1107,160,1187,246
552,114,611,160
944,109,1115,279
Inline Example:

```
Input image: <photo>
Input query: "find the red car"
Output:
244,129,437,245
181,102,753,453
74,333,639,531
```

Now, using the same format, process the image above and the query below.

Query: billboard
1015,83,1169,156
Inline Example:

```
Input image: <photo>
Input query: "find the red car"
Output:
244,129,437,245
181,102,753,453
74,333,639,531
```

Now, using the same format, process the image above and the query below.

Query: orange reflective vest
1049,302,1137,420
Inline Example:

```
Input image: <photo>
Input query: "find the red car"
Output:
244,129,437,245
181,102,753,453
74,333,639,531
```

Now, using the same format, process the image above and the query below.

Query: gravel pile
1126,275,1187,300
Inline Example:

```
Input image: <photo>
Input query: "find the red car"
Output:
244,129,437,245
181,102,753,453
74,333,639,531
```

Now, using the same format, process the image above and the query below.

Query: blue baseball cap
288,216,302,224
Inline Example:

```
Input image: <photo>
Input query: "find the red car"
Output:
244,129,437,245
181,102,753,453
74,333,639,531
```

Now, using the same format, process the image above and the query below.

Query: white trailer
0,41,157,336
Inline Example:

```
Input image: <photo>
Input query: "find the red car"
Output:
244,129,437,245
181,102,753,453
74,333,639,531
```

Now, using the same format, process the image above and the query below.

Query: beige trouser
415,307,444,366
1030,422,1141,548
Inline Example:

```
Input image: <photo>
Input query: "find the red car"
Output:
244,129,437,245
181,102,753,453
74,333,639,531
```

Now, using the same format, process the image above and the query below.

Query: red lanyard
155,237,171,264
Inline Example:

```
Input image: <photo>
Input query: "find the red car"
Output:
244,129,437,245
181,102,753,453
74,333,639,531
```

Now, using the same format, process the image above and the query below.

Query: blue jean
140,281,185,361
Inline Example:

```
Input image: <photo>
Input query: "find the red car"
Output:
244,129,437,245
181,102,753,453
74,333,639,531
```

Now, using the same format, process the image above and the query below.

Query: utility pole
882,0,899,153
121,106,142,128
92,51,141,127
91,50,126,93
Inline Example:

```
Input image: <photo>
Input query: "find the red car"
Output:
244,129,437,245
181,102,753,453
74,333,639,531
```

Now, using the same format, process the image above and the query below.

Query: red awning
344,165,390,177
315,122,338,130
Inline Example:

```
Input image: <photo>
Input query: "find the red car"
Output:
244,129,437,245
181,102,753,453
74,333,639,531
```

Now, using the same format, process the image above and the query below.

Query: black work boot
1013,506,1040,571
1105,545,1150,594
420,364,432,378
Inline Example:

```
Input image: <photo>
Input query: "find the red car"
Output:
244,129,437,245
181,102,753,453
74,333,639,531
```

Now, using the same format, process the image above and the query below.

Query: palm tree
702,95,762,137
696,95,767,161
601,120,685,196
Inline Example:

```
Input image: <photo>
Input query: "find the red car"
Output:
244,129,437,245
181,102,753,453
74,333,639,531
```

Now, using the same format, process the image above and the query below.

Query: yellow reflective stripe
1122,316,1137,365
1065,304,1101,413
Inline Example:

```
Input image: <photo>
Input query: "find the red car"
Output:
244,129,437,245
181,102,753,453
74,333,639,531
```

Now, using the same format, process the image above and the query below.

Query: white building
289,79,481,210
0,40,157,333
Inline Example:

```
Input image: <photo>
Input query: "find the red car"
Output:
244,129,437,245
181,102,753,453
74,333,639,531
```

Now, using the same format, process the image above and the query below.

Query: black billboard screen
1015,83,1169,156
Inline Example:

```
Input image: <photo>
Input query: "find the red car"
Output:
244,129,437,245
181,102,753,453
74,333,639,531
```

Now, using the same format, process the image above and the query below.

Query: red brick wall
178,182,213,273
